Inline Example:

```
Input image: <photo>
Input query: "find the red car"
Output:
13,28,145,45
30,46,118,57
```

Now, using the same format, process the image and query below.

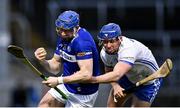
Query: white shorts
48,84,98,107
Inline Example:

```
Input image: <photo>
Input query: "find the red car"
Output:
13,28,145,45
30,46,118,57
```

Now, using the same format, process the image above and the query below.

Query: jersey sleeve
74,40,93,60
118,46,138,65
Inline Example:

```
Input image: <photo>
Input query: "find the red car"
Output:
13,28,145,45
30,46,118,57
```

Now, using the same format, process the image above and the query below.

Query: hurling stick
135,58,172,87
7,45,68,99
124,58,173,94
114,58,173,102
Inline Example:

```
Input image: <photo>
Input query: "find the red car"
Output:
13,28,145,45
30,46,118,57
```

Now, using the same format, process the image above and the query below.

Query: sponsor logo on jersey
77,52,86,56
59,50,76,62
77,52,92,57
121,57,135,61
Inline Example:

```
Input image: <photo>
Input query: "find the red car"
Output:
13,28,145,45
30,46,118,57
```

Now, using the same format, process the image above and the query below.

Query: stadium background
0,0,180,106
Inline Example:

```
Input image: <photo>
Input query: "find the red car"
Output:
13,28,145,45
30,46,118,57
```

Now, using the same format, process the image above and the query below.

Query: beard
105,50,117,55
57,33,74,42
105,48,119,55
61,36,74,42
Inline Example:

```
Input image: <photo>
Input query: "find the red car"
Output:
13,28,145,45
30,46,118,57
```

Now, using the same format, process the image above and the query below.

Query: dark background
0,0,179,107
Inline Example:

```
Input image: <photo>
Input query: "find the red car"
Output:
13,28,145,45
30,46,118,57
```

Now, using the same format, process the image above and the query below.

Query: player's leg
131,95,151,107
39,84,68,107
132,78,162,107
38,92,65,107
107,89,116,107
66,91,98,107
107,88,131,107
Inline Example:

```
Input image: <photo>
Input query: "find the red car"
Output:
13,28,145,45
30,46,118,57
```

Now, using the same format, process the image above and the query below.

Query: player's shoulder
120,36,140,50
74,28,93,43
78,27,92,37
122,36,135,45
122,36,145,46
71,28,95,49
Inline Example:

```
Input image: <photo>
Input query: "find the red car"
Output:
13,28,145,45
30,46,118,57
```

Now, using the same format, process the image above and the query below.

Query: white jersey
100,36,159,84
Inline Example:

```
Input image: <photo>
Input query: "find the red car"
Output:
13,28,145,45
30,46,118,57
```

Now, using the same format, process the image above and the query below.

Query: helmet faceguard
98,23,121,41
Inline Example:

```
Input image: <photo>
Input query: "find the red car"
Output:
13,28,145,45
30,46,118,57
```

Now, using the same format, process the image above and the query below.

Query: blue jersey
55,28,100,95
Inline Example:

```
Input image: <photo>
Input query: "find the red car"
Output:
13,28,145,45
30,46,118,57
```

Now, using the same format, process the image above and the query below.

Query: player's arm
42,58,93,87
92,61,132,83
62,40,93,83
104,66,117,85
105,66,123,92
63,58,93,83
40,54,61,75
34,47,61,74
42,40,93,86
105,66,125,97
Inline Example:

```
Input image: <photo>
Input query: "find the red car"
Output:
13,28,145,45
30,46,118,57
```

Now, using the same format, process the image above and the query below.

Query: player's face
102,37,121,54
56,27,74,41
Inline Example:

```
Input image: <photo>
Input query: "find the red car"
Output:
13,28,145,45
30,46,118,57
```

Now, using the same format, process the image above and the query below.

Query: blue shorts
118,76,162,103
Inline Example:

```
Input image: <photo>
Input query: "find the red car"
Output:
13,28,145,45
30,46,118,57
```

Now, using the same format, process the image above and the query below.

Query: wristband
57,77,64,84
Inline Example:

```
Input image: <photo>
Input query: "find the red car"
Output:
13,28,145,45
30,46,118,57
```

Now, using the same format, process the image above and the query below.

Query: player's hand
42,77,59,88
113,84,126,102
34,47,47,62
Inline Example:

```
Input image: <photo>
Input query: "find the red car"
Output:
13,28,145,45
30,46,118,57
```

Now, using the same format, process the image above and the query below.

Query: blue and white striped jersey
100,36,159,84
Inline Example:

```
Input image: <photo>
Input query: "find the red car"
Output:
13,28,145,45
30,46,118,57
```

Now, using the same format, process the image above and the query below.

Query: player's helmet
98,23,121,40
55,10,79,29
